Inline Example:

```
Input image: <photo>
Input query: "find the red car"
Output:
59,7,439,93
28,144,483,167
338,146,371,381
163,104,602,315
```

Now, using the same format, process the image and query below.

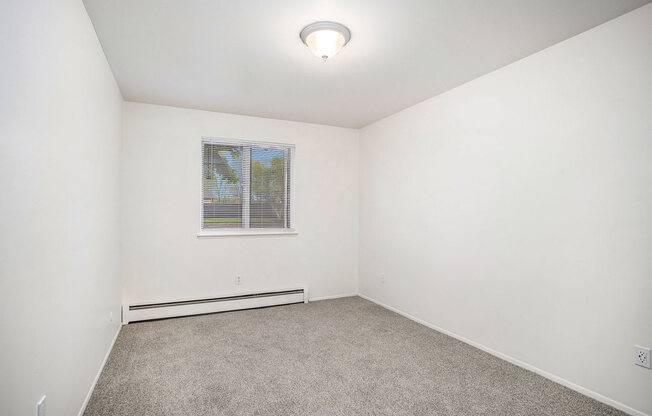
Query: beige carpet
84,296,624,415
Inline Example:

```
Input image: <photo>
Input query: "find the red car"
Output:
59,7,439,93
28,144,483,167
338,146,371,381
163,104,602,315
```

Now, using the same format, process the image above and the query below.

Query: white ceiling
84,0,650,128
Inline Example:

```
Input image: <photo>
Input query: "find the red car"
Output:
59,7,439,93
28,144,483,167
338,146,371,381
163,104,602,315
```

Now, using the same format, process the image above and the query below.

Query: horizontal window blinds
202,140,293,230
202,144,244,229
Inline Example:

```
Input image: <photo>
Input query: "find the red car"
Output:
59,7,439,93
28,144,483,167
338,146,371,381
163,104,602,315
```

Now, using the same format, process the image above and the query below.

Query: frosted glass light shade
300,22,351,61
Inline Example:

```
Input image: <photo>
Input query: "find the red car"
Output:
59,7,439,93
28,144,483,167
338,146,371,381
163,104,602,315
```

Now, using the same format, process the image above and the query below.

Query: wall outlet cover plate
634,345,650,369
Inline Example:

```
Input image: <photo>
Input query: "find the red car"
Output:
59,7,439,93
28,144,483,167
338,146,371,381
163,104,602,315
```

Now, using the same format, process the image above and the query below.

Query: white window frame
198,137,297,237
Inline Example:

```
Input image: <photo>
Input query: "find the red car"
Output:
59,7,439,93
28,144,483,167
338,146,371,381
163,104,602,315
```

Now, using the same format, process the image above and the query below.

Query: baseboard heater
121,287,307,324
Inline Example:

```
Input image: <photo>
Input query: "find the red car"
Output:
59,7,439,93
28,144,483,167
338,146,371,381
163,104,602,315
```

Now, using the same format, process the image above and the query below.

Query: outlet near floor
634,345,650,369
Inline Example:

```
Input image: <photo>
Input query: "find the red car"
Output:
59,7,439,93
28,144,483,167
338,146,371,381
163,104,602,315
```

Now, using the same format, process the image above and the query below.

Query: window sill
197,229,298,238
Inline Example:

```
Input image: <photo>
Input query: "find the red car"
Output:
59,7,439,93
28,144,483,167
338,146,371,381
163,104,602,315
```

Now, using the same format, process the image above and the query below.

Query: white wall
359,4,652,415
121,102,359,304
0,1,123,416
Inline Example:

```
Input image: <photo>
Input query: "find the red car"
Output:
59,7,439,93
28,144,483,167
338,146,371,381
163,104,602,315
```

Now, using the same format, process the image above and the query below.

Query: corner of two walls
357,4,652,415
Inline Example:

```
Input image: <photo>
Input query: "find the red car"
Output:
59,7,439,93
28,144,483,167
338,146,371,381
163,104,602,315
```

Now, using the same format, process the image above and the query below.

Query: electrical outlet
634,345,650,369
380,273,386,284
109,311,113,322
36,395,46,416
236,275,242,286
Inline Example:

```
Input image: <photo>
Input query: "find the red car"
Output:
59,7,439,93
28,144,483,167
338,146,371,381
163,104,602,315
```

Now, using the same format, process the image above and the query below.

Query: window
201,139,294,234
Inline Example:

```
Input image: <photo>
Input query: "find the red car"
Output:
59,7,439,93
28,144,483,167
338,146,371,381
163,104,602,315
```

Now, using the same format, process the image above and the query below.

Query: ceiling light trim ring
300,21,351,46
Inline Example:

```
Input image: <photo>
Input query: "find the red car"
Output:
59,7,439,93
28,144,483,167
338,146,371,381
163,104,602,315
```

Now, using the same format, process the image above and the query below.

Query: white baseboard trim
358,293,648,416
309,292,358,302
78,324,121,416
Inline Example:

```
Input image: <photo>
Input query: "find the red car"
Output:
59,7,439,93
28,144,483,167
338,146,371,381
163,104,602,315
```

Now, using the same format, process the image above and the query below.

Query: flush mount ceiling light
300,21,351,62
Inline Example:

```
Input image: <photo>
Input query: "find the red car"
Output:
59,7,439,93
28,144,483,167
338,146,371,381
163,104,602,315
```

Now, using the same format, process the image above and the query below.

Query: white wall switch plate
634,345,650,369
36,395,46,416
